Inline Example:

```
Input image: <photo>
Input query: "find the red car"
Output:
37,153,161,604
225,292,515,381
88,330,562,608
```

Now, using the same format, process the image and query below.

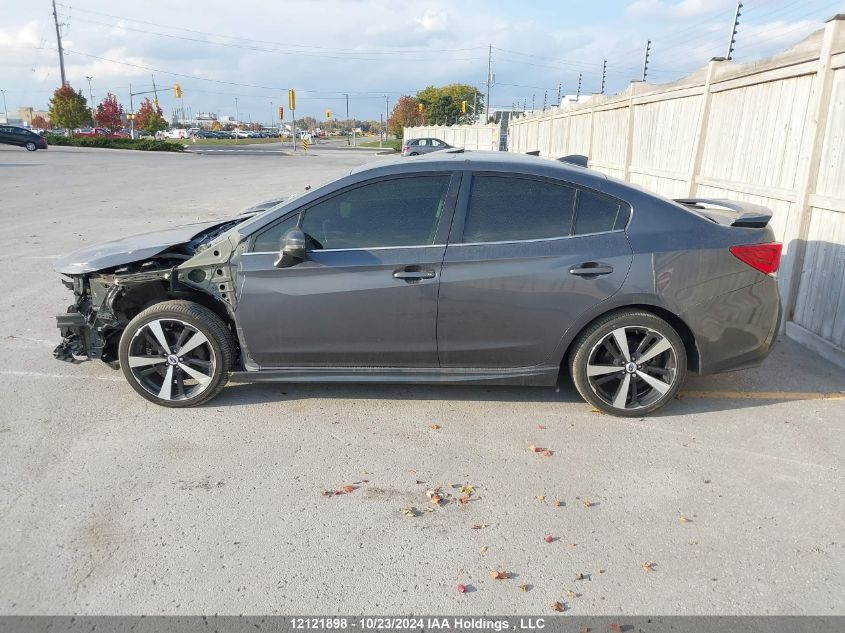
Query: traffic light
288,89,296,111
279,106,284,120
461,100,467,113
325,109,331,119
173,83,182,98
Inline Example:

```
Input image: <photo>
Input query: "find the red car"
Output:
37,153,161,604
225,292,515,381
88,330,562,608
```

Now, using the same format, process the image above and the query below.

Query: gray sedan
401,137,452,156
53,152,781,416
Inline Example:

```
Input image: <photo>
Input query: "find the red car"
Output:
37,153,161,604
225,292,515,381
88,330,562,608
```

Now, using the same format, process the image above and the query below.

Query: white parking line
0,370,122,382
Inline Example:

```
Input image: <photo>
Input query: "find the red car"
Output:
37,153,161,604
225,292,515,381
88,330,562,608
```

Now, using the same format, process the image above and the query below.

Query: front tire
118,300,234,407
25,142,37,151
569,310,686,416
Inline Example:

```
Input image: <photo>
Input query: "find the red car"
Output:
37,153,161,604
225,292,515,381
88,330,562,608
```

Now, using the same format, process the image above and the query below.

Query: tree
388,95,422,138
94,93,124,133
31,114,50,130
416,83,484,125
135,98,167,135
211,121,222,131
48,84,92,132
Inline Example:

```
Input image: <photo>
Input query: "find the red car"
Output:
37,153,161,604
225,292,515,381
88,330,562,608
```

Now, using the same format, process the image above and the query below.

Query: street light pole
234,97,239,144
85,76,95,123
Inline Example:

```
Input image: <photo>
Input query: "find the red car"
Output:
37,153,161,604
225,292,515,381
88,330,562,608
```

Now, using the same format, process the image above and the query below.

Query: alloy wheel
585,325,678,411
127,318,216,402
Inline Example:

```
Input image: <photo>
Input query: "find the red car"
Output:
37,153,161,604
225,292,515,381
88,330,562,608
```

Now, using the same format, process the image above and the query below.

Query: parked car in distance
402,137,452,156
0,125,48,151
194,130,218,139
52,152,782,415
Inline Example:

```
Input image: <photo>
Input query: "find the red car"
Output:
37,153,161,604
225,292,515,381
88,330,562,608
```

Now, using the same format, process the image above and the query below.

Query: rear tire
409,152,419,156
118,300,234,407
569,309,686,416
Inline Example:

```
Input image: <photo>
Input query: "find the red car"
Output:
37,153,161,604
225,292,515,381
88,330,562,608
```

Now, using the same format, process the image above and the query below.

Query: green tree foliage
94,93,125,133
48,84,92,132
135,98,167,135
416,84,484,125
388,95,422,137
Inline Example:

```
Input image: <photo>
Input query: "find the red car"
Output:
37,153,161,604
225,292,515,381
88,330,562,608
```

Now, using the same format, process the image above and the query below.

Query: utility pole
51,0,66,86
85,76,95,121
485,44,492,123
1,90,7,124
345,92,350,145
576,73,582,100
726,1,743,60
601,59,607,94
129,83,134,139
472,90,477,123
642,40,651,81
385,95,389,141
234,97,239,144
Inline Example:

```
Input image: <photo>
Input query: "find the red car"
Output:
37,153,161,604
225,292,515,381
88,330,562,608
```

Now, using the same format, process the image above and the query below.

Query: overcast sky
1,0,841,124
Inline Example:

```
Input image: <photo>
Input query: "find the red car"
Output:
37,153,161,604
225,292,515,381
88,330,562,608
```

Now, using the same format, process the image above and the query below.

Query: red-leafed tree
94,93,124,133
134,97,167,134
31,114,50,130
388,95,422,138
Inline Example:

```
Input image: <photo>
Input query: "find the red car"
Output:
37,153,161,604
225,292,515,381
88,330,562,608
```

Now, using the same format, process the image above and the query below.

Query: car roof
350,150,610,190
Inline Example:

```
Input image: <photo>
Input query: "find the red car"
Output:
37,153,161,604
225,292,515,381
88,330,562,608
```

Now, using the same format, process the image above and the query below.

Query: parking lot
0,144,843,615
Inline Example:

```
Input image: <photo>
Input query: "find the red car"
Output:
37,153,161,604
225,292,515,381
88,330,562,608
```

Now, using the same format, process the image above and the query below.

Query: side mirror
274,228,306,268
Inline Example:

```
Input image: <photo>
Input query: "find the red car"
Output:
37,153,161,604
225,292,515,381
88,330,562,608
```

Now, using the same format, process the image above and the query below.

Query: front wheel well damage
560,304,700,376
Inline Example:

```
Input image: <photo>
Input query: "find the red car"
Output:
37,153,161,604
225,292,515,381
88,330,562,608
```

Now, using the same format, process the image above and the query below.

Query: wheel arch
107,281,243,367
556,299,700,377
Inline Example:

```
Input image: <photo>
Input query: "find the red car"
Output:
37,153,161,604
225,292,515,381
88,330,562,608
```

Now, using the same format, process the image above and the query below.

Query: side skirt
229,365,559,386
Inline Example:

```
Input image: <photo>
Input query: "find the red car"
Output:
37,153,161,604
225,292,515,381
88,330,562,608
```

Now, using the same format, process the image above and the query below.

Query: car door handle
393,269,436,281
569,263,614,276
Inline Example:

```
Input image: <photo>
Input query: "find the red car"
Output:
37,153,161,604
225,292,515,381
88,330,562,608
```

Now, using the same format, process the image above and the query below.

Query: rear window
462,175,576,243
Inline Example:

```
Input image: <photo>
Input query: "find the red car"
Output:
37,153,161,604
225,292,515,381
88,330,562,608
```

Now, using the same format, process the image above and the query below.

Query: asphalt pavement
0,144,842,616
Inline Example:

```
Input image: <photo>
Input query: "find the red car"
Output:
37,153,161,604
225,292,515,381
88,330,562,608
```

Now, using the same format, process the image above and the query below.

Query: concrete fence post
686,58,723,197
781,14,843,327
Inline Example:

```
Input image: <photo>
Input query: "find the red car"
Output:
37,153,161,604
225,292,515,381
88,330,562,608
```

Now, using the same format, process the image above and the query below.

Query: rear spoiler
673,198,772,228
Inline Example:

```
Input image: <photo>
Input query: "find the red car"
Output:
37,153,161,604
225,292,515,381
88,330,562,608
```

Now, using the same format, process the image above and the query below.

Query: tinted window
462,175,576,243
300,176,450,250
573,190,629,234
252,214,300,252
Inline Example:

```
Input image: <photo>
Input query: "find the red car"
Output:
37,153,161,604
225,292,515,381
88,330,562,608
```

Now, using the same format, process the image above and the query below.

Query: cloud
627,0,735,18
415,9,449,33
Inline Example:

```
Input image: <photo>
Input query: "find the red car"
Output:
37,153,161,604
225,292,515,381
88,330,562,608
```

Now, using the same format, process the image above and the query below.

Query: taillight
730,242,782,275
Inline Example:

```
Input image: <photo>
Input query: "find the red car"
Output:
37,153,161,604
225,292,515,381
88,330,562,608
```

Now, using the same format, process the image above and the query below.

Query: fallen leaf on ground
551,601,566,612
402,506,418,517
544,535,554,543
342,485,355,493
537,424,546,430
480,546,488,553
519,584,529,592
471,524,488,529
610,625,622,633
643,561,656,572
424,507,435,513
321,490,333,497
590,407,602,414
430,494,442,505
575,573,586,581
582,499,595,508
566,590,577,598
536,495,546,502
456,583,467,593
489,570,510,580
599,569,606,574
460,484,476,496
459,495,470,505
553,499,562,507
679,515,692,523
529,445,543,453
542,449,553,457
430,424,440,430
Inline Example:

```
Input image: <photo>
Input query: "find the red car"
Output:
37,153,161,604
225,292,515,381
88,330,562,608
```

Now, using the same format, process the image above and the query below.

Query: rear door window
461,175,576,243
